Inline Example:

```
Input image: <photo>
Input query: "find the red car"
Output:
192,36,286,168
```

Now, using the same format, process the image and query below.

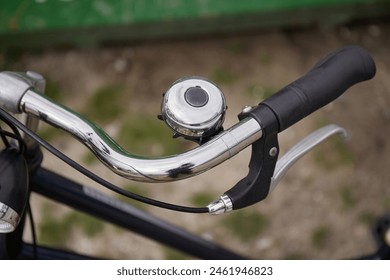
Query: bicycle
0,45,389,259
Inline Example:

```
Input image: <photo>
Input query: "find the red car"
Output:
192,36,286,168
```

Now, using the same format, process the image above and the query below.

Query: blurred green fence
1,0,389,49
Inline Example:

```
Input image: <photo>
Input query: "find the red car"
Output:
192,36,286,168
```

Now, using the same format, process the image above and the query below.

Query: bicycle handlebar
20,90,262,182
0,46,376,184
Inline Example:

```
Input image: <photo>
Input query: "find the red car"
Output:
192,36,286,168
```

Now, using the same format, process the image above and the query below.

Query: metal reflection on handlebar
20,90,262,182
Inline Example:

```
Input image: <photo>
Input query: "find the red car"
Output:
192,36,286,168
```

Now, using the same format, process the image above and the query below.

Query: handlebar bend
0,46,376,190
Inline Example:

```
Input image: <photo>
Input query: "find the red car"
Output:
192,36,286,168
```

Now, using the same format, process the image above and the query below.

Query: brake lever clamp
208,104,280,214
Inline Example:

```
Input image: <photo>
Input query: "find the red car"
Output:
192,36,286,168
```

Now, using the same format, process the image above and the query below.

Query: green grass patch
38,204,105,247
82,150,98,165
314,119,356,168
258,52,273,65
118,115,186,156
116,184,150,210
38,125,61,142
284,253,305,260
338,186,357,210
315,118,356,167
383,196,390,210
163,247,192,260
315,118,331,129
314,136,355,170
358,211,376,227
190,191,216,207
44,78,64,102
85,84,126,123
246,85,275,101
311,225,331,249
82,113,189,163
211,67,237,85
74,211,105,237
221,210,269,241
226,40,249,55
38,204,70,246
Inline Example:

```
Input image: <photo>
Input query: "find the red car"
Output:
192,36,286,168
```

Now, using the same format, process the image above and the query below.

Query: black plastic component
184,86,209,107
24,142,43,175
223,46,376,210
225,105,279,210
373,214,390,260
0,148,29,215
360,214,390,260
261,45,376,132
0,148,29,259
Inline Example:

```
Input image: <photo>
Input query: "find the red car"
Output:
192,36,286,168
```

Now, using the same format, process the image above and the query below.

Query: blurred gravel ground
3,21,390,259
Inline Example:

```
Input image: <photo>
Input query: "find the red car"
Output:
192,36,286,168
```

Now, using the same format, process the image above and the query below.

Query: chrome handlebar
22,89,262,182
0,71,263,182
0,70,351,214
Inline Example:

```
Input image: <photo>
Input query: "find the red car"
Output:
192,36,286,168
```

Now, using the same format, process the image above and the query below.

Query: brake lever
269,124,348,193
208,104,280,214
208,123,348,214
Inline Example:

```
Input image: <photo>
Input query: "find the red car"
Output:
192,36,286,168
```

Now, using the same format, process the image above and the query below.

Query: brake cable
0,120,27,155
0,108,208,214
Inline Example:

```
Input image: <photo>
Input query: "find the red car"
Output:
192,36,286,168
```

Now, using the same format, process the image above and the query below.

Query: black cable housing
0,108,208,214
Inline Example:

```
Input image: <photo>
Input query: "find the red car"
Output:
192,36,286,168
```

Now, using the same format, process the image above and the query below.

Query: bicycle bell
160,77,227,142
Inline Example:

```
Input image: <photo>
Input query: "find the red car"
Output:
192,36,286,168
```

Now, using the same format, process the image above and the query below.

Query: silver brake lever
269,124,348,193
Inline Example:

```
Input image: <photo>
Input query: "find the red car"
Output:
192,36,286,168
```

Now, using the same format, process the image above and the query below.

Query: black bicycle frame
1,159,389,260
11,168,244,259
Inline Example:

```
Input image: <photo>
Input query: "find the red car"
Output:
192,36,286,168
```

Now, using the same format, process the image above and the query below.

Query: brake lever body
208,124,348,214
208,104,280,213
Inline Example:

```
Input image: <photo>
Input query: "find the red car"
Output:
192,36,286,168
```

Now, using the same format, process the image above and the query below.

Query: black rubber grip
260,45,376,132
